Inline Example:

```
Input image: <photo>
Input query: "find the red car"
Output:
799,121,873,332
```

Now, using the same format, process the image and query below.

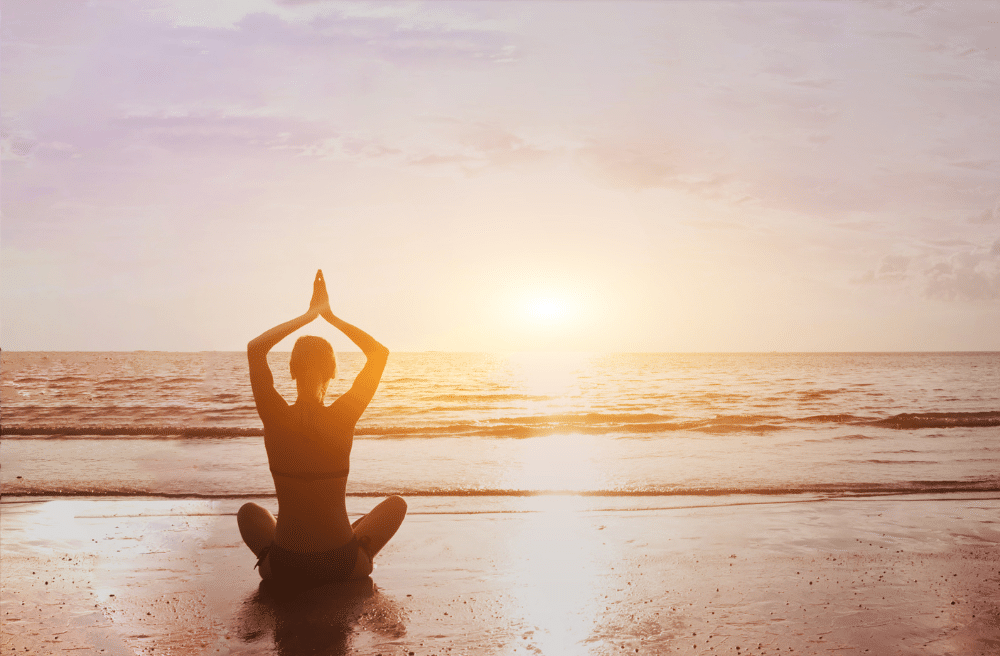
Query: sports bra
269,467,349,481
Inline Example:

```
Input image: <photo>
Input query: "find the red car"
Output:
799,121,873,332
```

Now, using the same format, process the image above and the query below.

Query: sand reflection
503,497,613,654
233,578,406,655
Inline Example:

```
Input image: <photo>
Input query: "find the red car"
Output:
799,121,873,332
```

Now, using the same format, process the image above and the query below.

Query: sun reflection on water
503,433,612,492
504,351,593,408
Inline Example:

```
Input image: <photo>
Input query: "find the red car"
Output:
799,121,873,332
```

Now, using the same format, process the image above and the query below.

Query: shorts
256,537,360,587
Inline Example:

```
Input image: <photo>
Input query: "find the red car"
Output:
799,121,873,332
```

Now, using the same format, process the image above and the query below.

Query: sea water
2,351,999,500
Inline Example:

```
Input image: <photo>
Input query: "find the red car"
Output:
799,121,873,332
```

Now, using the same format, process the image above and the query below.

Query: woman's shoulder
258,402,295,430
325,390,367,427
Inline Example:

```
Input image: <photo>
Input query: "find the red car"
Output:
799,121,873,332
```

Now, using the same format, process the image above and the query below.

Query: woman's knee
386,495,407,516
237,502,275,554
237,502,267,527
237,502,255,529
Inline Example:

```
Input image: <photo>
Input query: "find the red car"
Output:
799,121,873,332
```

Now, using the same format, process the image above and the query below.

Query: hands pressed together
308,269,334,320
303,268,386,358
248,267,385,375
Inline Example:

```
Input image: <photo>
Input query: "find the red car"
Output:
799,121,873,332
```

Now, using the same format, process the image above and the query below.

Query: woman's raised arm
247,275,325,418
311,271,389,421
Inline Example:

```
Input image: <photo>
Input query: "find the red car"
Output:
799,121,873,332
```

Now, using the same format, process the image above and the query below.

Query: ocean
2,351,999,502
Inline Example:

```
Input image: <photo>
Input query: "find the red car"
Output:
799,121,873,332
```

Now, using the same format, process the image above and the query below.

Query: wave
801,414,858,424
849,459,936,465
798,389,843,399
3,410,998,439
424,393,552,402
4,480,999,499
1,426,266,437
868,412,1000,429
0,419,785,438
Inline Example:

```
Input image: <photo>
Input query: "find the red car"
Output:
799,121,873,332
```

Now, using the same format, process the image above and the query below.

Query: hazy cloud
970,201,1000,224
856,239,1000,302
924,240,1000,301
0,127,37,161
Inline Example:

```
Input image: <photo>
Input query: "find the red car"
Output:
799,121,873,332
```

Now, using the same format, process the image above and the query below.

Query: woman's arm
311,271,389,420
321,311,389,360
247,288,321,419
325,309,389,418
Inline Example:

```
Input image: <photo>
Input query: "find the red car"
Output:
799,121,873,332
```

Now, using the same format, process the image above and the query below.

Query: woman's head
289,335,336,385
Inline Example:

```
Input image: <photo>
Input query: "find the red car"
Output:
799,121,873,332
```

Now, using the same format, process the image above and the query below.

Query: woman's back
263,401,357,551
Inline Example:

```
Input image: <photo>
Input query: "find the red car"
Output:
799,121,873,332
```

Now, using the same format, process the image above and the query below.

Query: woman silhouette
238,270,406,585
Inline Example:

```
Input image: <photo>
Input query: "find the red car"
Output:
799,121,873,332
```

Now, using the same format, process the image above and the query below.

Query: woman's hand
309,269,332,317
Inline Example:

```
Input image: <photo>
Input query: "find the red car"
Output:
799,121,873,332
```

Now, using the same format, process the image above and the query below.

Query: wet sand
1,494,998,655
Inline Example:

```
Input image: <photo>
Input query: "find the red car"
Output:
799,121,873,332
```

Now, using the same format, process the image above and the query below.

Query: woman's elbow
247,339,265,358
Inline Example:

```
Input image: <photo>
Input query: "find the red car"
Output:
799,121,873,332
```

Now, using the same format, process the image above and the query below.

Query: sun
527,297,569,324
503,281,595,348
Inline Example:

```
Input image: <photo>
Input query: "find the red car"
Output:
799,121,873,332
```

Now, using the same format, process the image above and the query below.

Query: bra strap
269,468,349,480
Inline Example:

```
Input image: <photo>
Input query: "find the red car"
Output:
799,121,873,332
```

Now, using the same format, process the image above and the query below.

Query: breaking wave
3,410,998,439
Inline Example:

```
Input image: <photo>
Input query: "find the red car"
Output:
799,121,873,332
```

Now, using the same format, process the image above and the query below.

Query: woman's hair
289,335,336,382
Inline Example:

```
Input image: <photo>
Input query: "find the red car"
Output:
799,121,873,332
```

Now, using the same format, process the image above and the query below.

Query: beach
3,493,998,655
3,351,999,653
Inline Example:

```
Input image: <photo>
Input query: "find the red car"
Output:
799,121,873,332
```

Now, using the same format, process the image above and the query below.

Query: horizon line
3,349,998,355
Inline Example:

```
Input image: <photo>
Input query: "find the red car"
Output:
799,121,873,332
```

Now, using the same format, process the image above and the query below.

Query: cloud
286,9,519,65
970,200,1000,224
0,127,37,161
952,160,997,171
290,119,556,174
1,1,528,184
853,253,911,286
879,254,911,282
923,240,1000,301
574,141,748,201
856,238,1000,302
108,112,332,156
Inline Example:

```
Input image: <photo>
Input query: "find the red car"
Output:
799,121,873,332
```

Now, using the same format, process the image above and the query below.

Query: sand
1,493,998,656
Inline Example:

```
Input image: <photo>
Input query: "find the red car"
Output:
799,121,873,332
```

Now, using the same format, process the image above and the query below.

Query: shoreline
5,489,1000,508
2,493,998,655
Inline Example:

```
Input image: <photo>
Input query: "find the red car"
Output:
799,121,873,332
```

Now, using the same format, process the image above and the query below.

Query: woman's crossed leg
349,495,407,578
238,497,406,581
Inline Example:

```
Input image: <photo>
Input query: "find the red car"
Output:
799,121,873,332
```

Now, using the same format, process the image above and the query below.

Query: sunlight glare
503,496,610,654
505,433,610,492
507,351,590,401
527,297,568,324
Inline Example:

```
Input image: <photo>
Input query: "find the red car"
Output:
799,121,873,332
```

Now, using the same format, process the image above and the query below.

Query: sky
2,0,999,352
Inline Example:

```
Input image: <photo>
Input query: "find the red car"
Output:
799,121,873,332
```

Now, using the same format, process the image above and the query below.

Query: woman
237,270,406,586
